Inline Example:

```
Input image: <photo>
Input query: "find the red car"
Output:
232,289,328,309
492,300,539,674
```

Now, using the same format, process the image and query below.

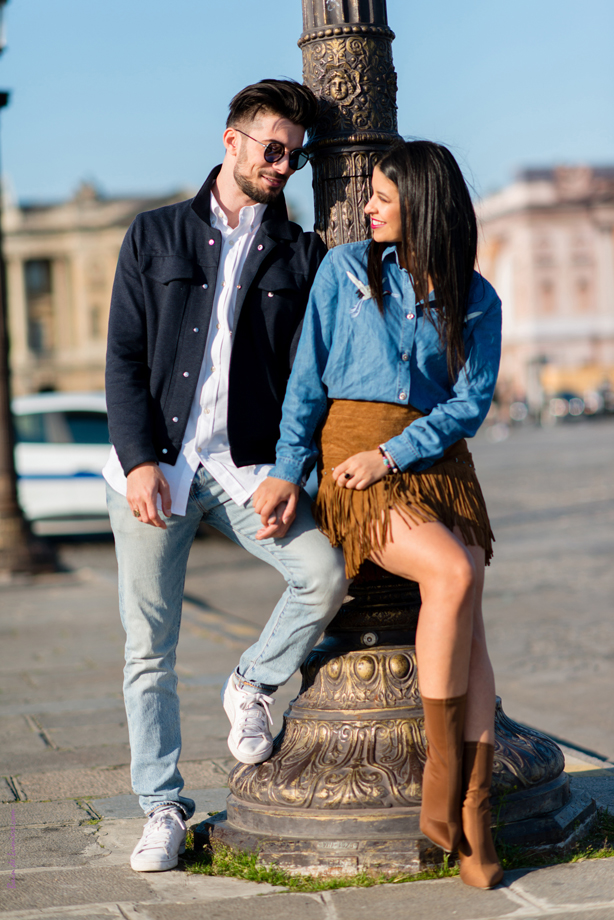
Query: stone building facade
4,183,191,396
477,166,614,405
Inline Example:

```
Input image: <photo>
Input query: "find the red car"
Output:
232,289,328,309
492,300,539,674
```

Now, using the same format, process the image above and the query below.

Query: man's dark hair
227,79,319,132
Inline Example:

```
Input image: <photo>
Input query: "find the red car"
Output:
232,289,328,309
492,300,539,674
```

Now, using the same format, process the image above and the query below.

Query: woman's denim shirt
270,241,502,484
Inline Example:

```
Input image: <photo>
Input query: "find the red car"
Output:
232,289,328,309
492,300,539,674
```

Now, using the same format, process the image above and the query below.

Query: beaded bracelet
378,444,399,474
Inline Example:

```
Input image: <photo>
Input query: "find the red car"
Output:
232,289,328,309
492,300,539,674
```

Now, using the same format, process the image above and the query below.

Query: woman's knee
430,543,477,601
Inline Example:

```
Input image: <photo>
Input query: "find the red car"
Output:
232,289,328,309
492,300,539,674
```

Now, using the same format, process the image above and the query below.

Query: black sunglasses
234,128,310,171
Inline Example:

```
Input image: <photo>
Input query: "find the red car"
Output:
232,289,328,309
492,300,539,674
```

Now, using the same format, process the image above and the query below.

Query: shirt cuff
268,457,304,485
382,436,420,473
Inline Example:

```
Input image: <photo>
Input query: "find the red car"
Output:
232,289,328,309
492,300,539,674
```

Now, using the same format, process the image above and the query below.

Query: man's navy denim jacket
270,241,502,484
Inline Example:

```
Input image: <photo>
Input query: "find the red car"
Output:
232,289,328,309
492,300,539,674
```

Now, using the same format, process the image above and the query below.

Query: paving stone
141,892,325,920
538,912,614,920
0,743,133,776
569,769,614,811
7,824,103,868
16,766,133,800
141,870,286,903
0,715,52,758
327,877,518,919
43,723,130,750
93,787,229,819
14,759,231,802
0,777,15,803
0,800,91,827
0,867,155,911
508,858,614,906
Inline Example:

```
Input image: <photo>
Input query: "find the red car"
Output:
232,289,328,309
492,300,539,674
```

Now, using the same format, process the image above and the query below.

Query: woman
253,140,503,889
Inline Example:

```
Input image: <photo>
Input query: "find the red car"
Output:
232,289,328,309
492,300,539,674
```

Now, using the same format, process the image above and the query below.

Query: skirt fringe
313,400,494,579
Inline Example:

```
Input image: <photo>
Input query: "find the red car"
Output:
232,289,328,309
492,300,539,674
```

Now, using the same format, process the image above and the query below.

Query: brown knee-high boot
419,695,467,852
458,742,504,889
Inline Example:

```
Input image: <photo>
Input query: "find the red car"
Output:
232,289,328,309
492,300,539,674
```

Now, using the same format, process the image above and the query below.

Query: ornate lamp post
0,0,55,576
196,0,596,876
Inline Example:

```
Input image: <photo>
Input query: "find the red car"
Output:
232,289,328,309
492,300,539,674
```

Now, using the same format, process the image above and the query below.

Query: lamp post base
194,784,596,879
194,569,596,877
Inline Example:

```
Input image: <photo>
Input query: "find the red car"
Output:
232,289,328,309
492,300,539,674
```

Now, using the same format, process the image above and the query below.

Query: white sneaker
222,671,275,764
130,805,187,872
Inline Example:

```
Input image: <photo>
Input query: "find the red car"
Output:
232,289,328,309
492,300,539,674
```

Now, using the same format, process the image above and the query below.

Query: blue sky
1,0,612,227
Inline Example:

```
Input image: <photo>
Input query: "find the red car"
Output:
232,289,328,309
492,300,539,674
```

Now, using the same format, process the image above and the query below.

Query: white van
12,391,110,533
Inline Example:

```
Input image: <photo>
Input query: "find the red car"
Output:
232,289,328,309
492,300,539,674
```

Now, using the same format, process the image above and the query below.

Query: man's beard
233,163,284,205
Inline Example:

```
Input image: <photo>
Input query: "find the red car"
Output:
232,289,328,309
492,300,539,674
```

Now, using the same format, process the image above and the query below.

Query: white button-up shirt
103,193,273,514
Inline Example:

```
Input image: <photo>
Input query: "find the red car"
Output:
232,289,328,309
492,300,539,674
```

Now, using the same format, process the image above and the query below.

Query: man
103,79,349,873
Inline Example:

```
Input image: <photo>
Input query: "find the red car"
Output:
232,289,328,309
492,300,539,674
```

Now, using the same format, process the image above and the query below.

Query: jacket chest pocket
140,254,208,289
257,267,305,308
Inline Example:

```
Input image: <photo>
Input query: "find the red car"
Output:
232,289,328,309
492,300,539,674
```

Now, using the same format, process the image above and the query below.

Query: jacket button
202,283,208,289
193,327,199,333
183,371,189,377
399,391,407,400
208,240,215,246
402,353,409,361
406,313,415,320
237,284,242,289
267,292,274,298
257,244,264,251
172,417,178,423
162,448,168,454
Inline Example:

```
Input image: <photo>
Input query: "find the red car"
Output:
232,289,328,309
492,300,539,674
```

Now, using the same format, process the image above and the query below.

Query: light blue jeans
106,467,348,818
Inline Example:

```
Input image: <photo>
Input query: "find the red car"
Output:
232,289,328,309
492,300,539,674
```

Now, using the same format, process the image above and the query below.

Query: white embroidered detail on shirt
465,311,483,322
346,271,373,300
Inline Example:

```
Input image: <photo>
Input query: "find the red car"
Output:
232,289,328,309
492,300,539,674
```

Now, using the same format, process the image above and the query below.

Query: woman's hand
252,477,300,540
332,450,388,490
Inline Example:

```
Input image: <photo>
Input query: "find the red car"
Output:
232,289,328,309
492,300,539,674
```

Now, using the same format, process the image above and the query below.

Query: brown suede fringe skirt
314,400,494,578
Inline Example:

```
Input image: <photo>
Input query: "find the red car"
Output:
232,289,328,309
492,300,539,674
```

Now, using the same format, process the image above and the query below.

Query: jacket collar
191,165,295,241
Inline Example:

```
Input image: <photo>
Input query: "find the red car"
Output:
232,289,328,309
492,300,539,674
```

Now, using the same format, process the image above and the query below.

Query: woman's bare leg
369,512,496,742
370,511,477,698
457,536,495,745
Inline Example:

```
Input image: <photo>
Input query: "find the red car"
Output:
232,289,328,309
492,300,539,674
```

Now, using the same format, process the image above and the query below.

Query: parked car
12,391,110,533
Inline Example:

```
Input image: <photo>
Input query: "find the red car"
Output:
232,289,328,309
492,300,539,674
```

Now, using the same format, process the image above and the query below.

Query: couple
104,78,503,889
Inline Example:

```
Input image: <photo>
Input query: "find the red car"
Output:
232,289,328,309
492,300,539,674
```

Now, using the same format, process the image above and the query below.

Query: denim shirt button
402,353,409,361
406,313,415,320
399,392,407,400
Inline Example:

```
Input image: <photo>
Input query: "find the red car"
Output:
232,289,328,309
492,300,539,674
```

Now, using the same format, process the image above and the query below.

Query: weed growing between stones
181,810,614,892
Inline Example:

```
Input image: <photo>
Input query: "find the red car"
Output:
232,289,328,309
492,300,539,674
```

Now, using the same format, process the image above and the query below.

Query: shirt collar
382,244,399,264
381,244,435,304
209,192,266,234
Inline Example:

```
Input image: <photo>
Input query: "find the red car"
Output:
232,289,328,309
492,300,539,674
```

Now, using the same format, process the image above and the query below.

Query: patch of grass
182,832,459,892
182,810,614,893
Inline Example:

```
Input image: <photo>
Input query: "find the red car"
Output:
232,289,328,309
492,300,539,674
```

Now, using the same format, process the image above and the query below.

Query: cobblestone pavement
473,418,614,762
1,418,613,917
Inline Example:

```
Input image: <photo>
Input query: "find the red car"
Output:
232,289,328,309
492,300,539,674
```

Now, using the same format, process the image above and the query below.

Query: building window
539,279,556,315
24,259,54,354
576,278,592,313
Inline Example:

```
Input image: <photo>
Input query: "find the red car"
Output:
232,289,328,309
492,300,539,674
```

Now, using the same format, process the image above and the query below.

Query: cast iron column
195,0,596,877
299,0,400,247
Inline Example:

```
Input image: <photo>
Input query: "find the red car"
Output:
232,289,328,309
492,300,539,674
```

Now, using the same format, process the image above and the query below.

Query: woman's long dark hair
366,140,477,379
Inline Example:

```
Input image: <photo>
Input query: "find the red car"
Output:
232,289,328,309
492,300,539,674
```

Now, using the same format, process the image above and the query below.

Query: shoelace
138,810,184,853
236,691,274,737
